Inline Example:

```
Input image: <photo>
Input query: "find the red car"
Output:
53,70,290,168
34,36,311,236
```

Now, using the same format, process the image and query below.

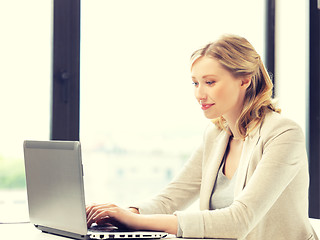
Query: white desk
1,219,320,240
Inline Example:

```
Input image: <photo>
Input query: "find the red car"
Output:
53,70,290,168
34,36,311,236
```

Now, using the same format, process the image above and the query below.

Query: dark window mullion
265,0,275,96
51,0,81,141
308,0,320,219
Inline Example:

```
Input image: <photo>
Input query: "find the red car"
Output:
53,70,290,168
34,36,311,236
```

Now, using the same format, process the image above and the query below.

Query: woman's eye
192,82,199,86
206,81,215,85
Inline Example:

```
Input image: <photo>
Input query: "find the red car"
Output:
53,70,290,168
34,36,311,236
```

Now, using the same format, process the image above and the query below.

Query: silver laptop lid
23,140,87,236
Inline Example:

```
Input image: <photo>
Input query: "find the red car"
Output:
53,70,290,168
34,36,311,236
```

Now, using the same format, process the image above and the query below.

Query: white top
210,157,238,210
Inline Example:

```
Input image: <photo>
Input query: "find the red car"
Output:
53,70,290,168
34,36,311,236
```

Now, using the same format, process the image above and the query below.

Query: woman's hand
86,203,139,229
86,203,178,235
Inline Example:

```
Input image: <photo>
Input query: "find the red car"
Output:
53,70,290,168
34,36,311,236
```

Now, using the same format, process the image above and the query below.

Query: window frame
308,0,320,219
51,0,80,141
265,0,275,96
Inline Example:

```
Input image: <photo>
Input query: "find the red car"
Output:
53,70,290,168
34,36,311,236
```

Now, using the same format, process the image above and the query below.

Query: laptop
23,140,168,240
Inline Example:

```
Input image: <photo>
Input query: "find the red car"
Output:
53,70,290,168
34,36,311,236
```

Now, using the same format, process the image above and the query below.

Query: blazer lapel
200,131,230,210
234,126,261,197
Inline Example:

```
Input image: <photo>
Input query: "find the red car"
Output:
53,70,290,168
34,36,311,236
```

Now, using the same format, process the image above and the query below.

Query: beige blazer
136,112,318,240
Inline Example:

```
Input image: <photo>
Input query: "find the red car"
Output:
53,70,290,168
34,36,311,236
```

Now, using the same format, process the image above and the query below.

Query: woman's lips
201,103,215,110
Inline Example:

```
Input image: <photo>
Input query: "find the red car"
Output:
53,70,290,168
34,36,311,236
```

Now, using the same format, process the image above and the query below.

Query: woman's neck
223,113,243,140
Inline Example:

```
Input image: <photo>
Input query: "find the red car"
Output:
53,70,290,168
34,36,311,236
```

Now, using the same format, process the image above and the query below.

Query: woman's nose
195,85,207,102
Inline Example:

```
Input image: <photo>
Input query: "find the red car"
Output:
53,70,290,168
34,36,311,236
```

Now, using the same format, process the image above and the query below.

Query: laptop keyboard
89,225,133,232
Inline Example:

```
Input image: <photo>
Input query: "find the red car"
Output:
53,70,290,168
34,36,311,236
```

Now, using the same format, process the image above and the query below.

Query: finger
87,206,102,227
87,204,105,221
87,206,96,221
86,205,95,217
87,211,102,228
93,210,129,230
88,208,112,228
86,204,119,227
86,203,99,217
87,203,117,221
92,209,113,223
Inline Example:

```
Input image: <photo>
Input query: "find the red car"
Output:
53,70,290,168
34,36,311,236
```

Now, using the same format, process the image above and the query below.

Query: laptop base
36,225,89,240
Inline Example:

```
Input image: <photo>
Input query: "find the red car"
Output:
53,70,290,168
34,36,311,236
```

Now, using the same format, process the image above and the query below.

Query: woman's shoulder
259,111,304,139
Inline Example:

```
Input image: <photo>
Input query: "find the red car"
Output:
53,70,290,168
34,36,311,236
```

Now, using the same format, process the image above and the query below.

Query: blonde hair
191,34,280,138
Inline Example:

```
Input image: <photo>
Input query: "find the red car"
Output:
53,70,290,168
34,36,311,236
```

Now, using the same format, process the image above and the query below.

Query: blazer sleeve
174,119,308,239
132,140,204,215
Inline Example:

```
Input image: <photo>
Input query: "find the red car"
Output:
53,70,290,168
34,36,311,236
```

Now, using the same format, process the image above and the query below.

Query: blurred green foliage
0,156,26,189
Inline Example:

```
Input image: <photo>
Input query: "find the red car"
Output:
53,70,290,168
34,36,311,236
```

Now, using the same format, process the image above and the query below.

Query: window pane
0,0,51,222
80,0,266,206
275,0,308,132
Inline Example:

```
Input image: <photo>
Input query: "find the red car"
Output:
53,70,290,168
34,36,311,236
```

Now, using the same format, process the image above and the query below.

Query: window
80,0,266,206
0,0,51,222
274,0,308,132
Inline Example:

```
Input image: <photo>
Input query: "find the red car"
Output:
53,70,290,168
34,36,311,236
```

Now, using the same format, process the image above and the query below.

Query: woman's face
191,56,246,120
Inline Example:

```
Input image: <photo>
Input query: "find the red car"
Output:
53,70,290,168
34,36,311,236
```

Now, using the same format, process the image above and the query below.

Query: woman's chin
203,112,220,120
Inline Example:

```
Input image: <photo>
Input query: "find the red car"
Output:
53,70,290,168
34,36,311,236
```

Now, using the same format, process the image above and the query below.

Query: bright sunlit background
0,0,308,222
0,0,51,222
80,0,265,206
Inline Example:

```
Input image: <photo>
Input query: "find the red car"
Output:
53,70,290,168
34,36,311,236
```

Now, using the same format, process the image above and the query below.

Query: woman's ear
241,75,252,89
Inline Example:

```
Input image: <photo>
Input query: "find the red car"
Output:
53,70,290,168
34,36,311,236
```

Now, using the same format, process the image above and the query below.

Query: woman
86,35,318,240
